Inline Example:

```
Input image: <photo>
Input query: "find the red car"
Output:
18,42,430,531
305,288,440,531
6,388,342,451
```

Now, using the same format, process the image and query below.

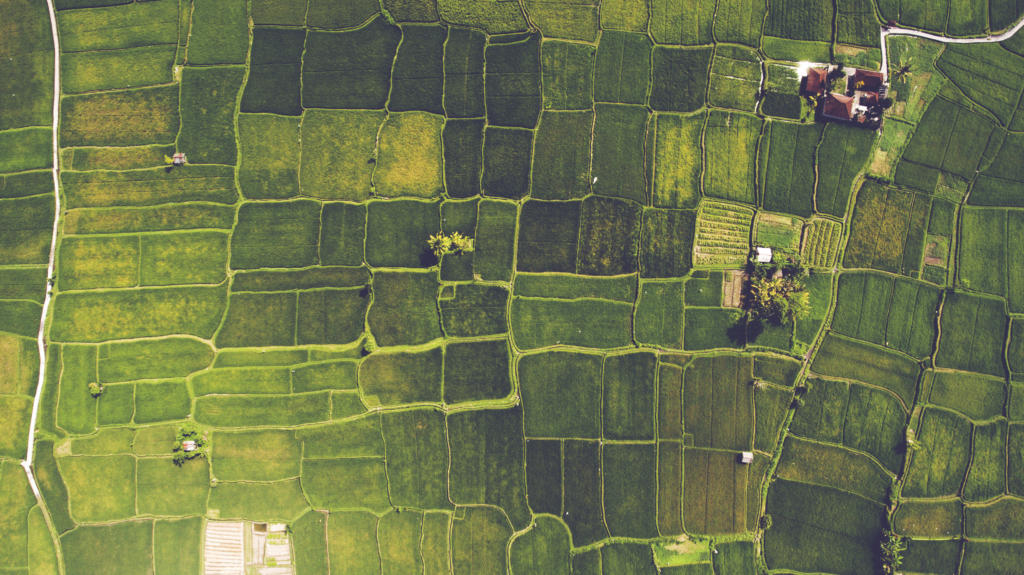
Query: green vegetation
9,2,1024,573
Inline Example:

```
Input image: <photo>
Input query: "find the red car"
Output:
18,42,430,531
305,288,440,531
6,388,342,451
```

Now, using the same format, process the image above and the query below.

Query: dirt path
879,14,1024,77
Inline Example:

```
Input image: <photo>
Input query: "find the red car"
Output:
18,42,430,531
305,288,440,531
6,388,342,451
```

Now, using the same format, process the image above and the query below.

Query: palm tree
893,56,913,82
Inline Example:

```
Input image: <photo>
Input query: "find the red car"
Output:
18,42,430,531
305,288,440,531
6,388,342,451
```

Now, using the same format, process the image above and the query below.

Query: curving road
879,14,1024,77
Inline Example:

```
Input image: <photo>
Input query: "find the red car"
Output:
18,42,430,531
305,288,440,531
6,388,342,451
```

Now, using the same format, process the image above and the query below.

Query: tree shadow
726,316,749,347
419,249,439,267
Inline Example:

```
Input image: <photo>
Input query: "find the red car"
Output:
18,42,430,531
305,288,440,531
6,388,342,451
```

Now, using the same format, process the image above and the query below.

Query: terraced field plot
4,0,1024,573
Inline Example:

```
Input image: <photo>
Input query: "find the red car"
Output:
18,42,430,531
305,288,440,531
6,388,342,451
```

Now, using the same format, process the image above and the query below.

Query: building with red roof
822,93,855,121
850,69,885,92
801,67,829,96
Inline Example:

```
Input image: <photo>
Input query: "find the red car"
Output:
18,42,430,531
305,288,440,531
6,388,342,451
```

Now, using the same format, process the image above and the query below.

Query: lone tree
744,252,811,325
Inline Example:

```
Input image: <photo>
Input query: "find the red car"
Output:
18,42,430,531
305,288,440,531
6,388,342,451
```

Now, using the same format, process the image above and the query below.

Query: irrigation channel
16,2,1024,566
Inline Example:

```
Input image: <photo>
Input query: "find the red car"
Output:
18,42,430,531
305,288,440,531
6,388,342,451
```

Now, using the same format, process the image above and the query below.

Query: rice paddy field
2,0,1024,573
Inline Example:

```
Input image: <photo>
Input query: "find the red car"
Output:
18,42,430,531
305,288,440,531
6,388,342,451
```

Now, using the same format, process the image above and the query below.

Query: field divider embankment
20,0,64,553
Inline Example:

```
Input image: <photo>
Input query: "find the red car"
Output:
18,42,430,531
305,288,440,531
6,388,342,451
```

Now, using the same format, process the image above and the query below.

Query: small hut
172,152,187,166
739,451,754,464
755,247,773,263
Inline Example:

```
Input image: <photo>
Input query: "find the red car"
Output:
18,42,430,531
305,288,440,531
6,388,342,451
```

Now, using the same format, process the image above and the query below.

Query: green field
5,0,1024,573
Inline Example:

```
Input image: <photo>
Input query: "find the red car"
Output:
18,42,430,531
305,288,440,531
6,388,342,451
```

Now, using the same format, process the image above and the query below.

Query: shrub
88,382,104,398
879,529,906,574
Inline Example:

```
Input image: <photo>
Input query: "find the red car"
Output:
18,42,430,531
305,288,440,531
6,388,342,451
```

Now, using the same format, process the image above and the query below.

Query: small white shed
739,451,754,464
755,247,773,263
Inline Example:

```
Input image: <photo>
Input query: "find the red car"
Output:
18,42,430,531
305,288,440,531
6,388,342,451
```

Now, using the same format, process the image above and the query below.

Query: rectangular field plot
936,44,1024,125
381,408,451,510
60,520,153,575
540,40,594,111
635,280,684,349
594,31,651,105
754,213,803,251
439,284,508,337
928,370,1007,421
367,270,441,346
896,97,998,192
514,273,637,302
61,85,179,147
387,25,445,114
694,200,753,267
960,208,1024,312
893,498,962,539
760,122,823,218
511,297,634,350
61,45,174,93
240,28,304,116
376,112,445,198
972,132,1024,207
765,0,833,40
561,441,608,545
485,34,541,128
713,0,766,46
649,0,715,44
844,181,932,276
238,114,300,199
524,0,598,41
815,123,875,218
903,407,972,497
447,407,531,529
61,204,236,235
578,196,641,275
516,200,580,273
684,449,749,534
936,291,1008,377
604,443,658,538
195,392,330,427
482,126,532,199
51,286,226,342
302,17,400,109
61,165,237,209
790,378,908,472
364,199,440,268
776,436,891,502
359,346,442,406
649,47,711,113
764,479,885,575
519,351,602,439
641,208,696,278
831,272,939,358
800,218,842,267
531,111,593,200
684,355,754,450
708,46,761,112
703,111,761,205
57,0,177,50
300,109,384,202
963,419,1008,501
443,27,485,118
812,333,920,407
591,104,650,203
442,119,483,198
652,112,704,209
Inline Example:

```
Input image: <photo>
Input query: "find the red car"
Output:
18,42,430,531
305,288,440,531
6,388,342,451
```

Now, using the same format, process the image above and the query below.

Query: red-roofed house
822,93,855,121
851,69,885,92
801,67,829,96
